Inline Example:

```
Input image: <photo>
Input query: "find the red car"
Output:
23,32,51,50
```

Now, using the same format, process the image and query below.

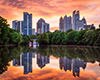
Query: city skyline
0,0,100,31
59,10,95,32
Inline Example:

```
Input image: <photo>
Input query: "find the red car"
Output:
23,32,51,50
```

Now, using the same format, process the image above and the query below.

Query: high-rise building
32,28,36,35
59,10,90,32
82,17,87,25
23,12,32,35
66,16,72,31
37,18,50,34
64,15,67,32
59,17,64,31
72,10,87,31
44,23,50,32
59,15,72,32
12,20,22,33
72,10,80,30
21,21,24,34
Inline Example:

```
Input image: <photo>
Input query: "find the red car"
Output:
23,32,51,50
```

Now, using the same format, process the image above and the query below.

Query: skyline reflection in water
0,46,100,80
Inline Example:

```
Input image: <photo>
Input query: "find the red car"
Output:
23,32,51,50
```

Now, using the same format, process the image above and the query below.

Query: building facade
81,24,95,30
59,10,93,32
32,28,36,35
59,17,64,31
12,20,22,33
59,16,72,32
37,18,50,34
72,10,88,31
23,12,32,35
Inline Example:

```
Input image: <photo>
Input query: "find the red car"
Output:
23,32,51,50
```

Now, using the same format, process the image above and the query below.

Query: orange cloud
50,27,59,32
0,0,100,29
0,66,100,80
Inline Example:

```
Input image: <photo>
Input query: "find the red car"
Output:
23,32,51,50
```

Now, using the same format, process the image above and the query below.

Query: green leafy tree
66,30,79,44
83,30,97,45
0,16,10,44
10,32,22,45
38,33,49,45
65,29,73,34
76,30,87,45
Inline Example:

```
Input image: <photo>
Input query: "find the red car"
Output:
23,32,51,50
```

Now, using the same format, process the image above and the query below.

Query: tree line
0,16,100,46
38,27,100,46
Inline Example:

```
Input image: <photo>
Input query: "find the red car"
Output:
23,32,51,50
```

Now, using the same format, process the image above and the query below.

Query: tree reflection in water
0,46,100,77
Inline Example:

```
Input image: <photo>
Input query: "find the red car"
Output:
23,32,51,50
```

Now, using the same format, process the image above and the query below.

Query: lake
0,46,100,80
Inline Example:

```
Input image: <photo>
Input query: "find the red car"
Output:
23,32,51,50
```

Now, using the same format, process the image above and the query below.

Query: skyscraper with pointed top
72,10,80,30
72,10,87,31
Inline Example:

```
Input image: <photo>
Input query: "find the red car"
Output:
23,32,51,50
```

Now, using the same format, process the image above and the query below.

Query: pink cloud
0,0,99,29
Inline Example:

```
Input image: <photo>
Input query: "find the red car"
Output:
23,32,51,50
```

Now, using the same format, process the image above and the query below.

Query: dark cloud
1,0,25,9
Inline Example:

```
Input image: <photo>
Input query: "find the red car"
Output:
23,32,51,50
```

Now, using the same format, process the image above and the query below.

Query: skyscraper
82,17,87,25
23,12,32,35
66,16,72,31
59,17,64,31
59,10,90,31
59,15,72,32
72,10,80,30
72,10,87,31
20,21,24,35
37,18,50,34
64,15,67,32
32,28,36,35
12,20,22,33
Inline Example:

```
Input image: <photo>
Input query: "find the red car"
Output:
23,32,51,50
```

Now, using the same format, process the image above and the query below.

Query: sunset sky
0,0,100,31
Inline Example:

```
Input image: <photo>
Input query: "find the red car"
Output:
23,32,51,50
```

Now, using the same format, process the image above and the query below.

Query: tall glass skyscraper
23,12,32,35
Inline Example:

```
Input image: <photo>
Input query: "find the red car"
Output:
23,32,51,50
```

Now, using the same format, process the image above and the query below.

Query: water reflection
59,57,87,77
0,46,100,78
13,53,33,74
0,46,22,74
37,53,50,68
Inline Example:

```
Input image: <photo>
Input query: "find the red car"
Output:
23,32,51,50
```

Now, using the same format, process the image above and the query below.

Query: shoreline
0,44,16,47
41,45,100,48
0,44,99,48
40,44,100,48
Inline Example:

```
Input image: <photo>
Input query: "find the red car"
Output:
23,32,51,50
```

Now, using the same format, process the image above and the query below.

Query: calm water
0,46,100,80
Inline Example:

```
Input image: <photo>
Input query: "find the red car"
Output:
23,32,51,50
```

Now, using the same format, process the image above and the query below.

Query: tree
65,29,73,34
76,30,87,45
10,32,22,45
38,33,49,45
0,16,10,44
83,30,97,45
66,30,79,44
0,47,22,74
0,16,24,45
